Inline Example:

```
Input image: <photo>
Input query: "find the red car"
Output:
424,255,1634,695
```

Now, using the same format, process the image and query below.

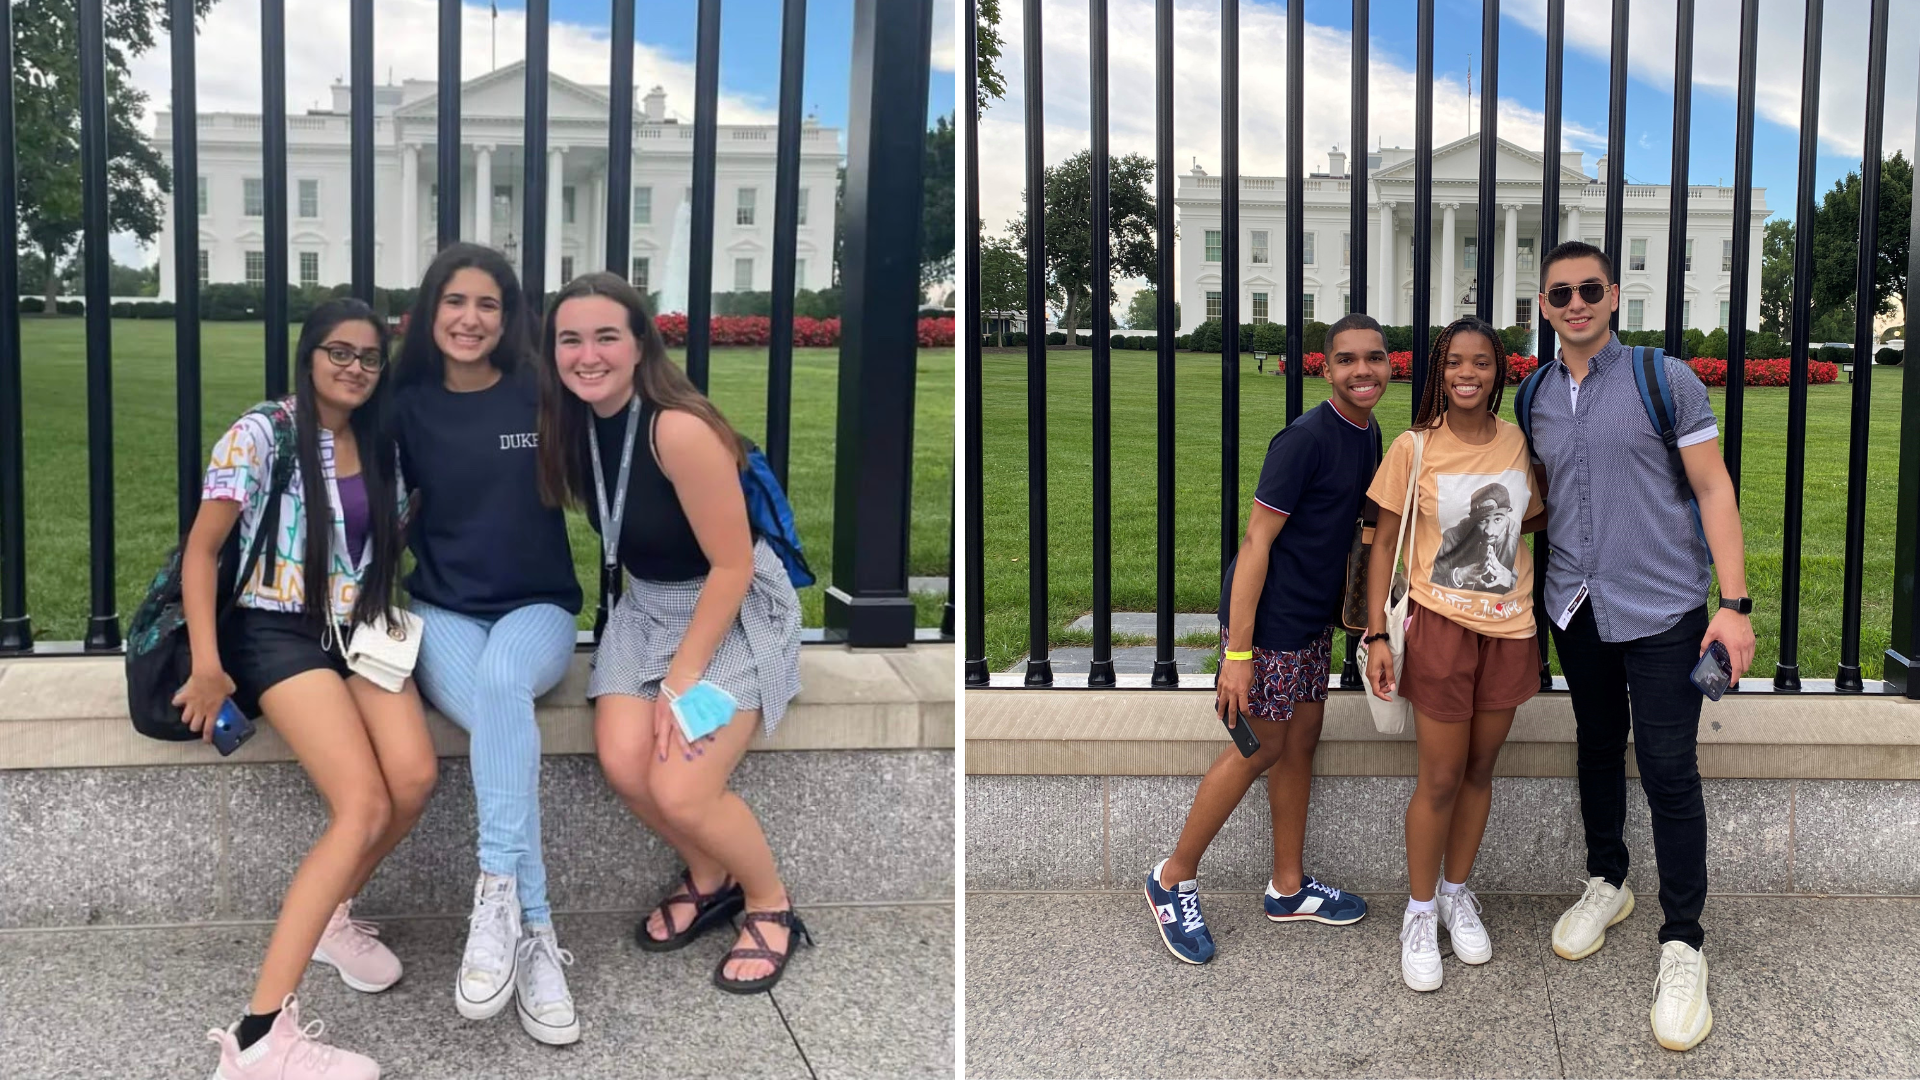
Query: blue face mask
664,681,738,743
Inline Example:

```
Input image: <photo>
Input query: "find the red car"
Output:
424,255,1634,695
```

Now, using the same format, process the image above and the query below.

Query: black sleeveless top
585,399,712,582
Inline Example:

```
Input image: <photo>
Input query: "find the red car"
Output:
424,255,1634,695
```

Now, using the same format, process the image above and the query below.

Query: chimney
1595,153,1608,180
643,85,667,122
1328,146,1346,177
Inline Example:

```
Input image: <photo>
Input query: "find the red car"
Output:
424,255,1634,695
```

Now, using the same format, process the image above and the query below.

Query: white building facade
153,62,842,306
1174,133,1768,339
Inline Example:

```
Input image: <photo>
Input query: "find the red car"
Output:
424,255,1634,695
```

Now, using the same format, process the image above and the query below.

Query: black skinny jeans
1549,603,1709,949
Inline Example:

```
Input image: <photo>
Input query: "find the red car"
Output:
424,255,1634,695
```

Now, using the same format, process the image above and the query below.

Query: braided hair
1412,315,1508,431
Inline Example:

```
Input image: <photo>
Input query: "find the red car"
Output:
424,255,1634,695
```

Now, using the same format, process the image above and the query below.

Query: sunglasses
1542,281,1610,309
319,341,387,372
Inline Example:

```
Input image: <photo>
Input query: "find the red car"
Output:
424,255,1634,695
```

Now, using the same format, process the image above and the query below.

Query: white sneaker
1651,941,1713,1051
1552,877,1635,961
456,873,521,1020
514,926,580,1046
1437,886,1491,965
1400,908,1443,992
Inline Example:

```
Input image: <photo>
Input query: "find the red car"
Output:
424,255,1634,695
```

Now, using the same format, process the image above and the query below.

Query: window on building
1722,239,1733,273
244,250,265,287
1343,292,1352,315
633,186,652,225
1518,237,1534,272
1682,300,1691,328
1464,237,1477,272
298,179,319,219
795,258,807,290
1250,230,1269,264
1517,297,1533,330
562,186,577,226
1719,300,1731,329
1344,231,1352,266
1205,230,1222,263
736,188,756,226
1584,236,1603,250
1206,290,1223,319
1684,238,1693,272
561,256,574,282
1629,238,1647,271
429,183,437,220
1302,293,1316,322
734,257,753,291
197,249,209,288
1627,298,1645,330
299,251,319,288
493,185,513,228
1302,232,1316,266
1251,292,1269,323
243,178,263,217
197,176,208,217
797,188,809,226
631,257,650,291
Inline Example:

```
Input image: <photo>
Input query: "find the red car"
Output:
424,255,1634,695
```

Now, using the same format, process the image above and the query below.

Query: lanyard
588,395,640,571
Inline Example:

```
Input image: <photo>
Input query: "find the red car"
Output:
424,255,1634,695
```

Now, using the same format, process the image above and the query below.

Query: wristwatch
1719,596,1753,615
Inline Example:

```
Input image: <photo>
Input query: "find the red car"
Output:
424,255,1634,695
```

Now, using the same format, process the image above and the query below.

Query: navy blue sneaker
1144,859,1215,964
1264,876,1368,925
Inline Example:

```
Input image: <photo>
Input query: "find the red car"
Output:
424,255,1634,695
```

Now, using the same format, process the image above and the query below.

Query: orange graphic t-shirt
1365,414,1545,639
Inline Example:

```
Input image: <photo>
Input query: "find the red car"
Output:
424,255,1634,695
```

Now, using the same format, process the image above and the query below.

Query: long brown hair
535,272,749,509
1412,316,1508,431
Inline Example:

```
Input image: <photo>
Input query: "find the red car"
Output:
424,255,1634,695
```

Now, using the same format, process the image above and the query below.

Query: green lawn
10,318,951,641
982,347,1906,681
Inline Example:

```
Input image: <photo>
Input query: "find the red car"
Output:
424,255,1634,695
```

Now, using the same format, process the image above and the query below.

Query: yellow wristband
1223,649,1254,662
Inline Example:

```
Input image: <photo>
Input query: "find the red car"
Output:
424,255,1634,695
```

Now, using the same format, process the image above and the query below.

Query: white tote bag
1358,431,1421,735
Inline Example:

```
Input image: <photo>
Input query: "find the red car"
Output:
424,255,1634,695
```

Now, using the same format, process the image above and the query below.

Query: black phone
211,698,255,757
1690,641,1733,701
1221,708,1262,757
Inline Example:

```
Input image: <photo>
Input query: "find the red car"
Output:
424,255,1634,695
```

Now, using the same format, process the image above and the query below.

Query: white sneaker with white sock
1552,876,1635,961
1651,941,1713,1051
456,872,521,1021
1436,883,1491,965
514,925,579,1045
1400,905,1443,992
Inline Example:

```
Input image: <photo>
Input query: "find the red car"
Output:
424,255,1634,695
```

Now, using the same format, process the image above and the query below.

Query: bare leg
1404,710,1471,904
1265,700,1326,895
340,676,439,900
1441,708,1516,885
595,693,729,942
1159,723,1291,888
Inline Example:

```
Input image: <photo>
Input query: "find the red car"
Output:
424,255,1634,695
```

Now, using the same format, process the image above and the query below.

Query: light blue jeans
411,600,577,927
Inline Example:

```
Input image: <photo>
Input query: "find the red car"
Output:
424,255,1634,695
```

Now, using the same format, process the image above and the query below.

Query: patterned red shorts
1218,625,1333,722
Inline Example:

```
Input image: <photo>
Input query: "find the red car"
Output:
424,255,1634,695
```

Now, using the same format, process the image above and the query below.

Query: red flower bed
632,315,950,349
1282,351,1538,384
1685,357,1839,386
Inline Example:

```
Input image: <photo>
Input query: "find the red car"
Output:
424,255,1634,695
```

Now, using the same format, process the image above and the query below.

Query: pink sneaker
312,900,402,993
207,995,379,1079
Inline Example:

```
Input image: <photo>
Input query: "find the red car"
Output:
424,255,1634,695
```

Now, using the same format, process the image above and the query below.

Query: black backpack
125,401,298,740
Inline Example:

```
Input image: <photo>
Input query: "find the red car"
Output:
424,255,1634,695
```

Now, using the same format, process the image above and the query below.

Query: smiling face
551,294,640,412
1538,254,1618,352
310,318,383,414
432,267,505,368
1324,327,1391,417
1441,328,1500,416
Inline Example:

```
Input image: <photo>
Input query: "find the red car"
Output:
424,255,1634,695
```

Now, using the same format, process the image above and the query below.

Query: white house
1174,133,1769,338
152,62,842,306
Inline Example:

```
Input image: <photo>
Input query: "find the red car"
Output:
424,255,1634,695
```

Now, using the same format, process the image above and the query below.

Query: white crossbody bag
345,609,425,693
1358,431,1421,735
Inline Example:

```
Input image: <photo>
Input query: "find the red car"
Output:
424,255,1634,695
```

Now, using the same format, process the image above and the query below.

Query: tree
975,0,1005,112
1759,218,1794,335
977,235,1024,345
1809,151,1912,334
12,0,214,311
1126,287,1178,332
1007,150,1159,334
921,116,955,286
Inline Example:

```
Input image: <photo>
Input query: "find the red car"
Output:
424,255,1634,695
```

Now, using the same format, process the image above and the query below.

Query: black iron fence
963,0,1920,697
0,0,942,653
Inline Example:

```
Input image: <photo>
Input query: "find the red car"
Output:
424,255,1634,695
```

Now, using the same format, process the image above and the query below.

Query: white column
1502,204,1520,327
1566,205,1582,244
1378,202,1396,324
1440,203,1457,323
400,145,419,284
590,171,606,271
546,148,565,287
473,146,492,248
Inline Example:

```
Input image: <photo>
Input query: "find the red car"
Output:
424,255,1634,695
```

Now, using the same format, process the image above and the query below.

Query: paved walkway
966,892,1920,1078
2,905,952,1080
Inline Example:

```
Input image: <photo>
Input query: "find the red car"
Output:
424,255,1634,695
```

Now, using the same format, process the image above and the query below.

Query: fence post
171,0,203,537
0,0,28,652
821,0,932,649
79,0,120,652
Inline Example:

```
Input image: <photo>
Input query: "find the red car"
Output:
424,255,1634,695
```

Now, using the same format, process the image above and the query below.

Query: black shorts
220,607,348,717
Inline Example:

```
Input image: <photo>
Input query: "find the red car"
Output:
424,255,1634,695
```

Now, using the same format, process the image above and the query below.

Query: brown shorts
1397,602,1540,723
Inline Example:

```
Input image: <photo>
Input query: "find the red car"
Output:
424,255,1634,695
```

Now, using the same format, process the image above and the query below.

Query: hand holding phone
1690,641,1732,702
210,698,255,756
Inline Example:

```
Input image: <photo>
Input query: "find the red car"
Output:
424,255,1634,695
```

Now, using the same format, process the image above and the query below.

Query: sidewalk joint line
767,986,819,1080
1537,903,1569,1078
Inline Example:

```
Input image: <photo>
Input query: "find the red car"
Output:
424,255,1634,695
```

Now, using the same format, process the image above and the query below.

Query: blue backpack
1512,345,1711,564
742,443,815,588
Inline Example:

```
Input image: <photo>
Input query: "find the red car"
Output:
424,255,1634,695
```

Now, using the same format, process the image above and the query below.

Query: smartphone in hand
210,699,255,757
1690,641,1733,702
1220,708,1262,758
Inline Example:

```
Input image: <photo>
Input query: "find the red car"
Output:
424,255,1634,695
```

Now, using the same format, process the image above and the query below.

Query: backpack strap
1512,360,1553,450
1629,346,1682,457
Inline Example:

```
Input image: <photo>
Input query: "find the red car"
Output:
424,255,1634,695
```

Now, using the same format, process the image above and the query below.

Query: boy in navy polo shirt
1147,313,1393,964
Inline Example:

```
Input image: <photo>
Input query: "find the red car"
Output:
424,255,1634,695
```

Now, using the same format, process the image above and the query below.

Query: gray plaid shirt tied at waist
1529,335,1720,643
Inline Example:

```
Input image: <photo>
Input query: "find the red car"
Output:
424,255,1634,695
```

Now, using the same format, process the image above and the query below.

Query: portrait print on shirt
1429,470,1529,595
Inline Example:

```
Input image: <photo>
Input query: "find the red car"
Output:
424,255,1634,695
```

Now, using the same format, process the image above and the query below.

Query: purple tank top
337,473,370,564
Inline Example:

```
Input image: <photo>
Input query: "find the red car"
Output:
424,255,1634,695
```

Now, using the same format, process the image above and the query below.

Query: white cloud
933,0,957,73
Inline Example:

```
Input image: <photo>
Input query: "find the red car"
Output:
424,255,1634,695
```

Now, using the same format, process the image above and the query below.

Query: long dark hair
291,298,403,631
393,242,537,390
1413,315,1509,430
533,272,748,509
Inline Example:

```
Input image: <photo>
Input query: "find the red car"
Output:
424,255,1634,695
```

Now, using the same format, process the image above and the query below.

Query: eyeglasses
1542,281,1610,309
320,341,387,372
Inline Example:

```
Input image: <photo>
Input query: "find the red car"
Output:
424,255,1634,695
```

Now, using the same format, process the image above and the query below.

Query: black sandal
712,908,814,995
635,870,744,953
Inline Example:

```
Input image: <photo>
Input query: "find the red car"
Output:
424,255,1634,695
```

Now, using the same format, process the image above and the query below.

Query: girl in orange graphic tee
1362,316,1548,992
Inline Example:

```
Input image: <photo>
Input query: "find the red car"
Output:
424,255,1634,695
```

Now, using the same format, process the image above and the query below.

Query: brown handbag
1340,419,1385,633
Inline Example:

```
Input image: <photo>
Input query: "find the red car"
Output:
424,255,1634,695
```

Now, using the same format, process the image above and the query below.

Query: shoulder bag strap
221,407,297,616
1391,432,1422,574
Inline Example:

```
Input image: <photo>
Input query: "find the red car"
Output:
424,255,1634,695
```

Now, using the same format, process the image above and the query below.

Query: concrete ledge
965,687,1920,779
0,643,953,769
